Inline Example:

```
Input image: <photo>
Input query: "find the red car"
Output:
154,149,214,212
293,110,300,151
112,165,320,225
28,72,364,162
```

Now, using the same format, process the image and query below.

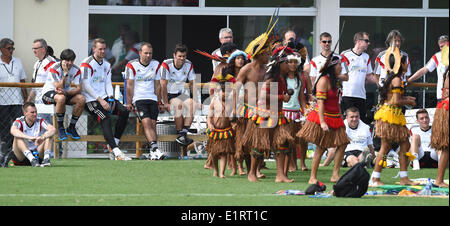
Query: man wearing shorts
342,107,375,168
160,44,197,146
409,109,439,170
125,42,166,160
41,49,85,141
10,102,56,167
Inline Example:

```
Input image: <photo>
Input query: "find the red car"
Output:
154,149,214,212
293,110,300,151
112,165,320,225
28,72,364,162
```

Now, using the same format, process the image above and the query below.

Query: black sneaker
175,134,191,146
58,127,68,141
66,127,80,140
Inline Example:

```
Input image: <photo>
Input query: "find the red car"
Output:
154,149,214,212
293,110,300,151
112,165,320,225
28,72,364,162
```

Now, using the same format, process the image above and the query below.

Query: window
89,0,199,6
340,0,422,8
206,0,314,7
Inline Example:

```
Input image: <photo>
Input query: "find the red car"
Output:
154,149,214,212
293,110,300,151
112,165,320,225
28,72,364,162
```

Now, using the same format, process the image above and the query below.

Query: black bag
333,163,370,198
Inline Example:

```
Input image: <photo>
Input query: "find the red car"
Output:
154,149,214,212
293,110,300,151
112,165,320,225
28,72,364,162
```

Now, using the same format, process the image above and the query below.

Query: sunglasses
321,40,332,44
360,39,370,43
32,46,44,50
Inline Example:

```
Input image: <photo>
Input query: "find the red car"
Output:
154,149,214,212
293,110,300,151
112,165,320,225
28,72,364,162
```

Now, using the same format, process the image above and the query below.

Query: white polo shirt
341,49,373,99
344,119,373,152
0,56,27,105
159,59,195,94
32,55,56,103
425,51,448,99
125,58,161,103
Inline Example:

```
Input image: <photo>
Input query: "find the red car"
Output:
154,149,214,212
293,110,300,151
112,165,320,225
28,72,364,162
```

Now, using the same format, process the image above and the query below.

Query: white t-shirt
0,56,27,105
410,126,435,153
159,59,196,94
309,53,349,82
425,51,448,99
341,49,373,99
374,50,411,87
12,116,50,150
41,62,82,95
344,119,373,152
80,56,113,103
125,59,161,103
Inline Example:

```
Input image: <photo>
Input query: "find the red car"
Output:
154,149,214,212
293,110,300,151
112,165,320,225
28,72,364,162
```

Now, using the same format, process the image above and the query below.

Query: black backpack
333,163,370,198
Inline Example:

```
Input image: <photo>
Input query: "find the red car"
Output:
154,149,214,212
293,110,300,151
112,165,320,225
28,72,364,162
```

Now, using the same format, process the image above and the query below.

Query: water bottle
32,150,39,163
108,98,115,113
424,178,432,196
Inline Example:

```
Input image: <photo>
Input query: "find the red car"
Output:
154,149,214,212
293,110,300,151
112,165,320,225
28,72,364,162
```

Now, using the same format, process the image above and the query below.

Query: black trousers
341,96,368,124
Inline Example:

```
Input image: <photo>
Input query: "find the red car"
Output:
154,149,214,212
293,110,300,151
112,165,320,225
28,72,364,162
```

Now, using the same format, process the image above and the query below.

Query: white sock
112,147,122,156
114,138,120,146
44,150,51,160
372,171,381,179
23,150,35,162
399,171,408,178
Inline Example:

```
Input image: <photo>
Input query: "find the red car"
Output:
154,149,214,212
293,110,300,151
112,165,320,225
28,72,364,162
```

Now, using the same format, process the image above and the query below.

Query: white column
314,0,340,56
0,0,14,40
69,0,89,66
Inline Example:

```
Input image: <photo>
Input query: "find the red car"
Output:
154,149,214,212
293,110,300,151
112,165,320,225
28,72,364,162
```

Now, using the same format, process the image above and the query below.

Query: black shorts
168,92,192,103
11,153,42,166
135,99,159,121
342,150,362,167
410,152,439,168
42,91,75,105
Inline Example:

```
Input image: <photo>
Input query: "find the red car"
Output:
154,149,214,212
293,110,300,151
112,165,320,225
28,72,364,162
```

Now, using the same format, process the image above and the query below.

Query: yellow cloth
374,104,406,126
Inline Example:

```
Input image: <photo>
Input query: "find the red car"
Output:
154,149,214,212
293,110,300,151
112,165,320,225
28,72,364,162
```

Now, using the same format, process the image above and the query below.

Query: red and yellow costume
296,75,349,148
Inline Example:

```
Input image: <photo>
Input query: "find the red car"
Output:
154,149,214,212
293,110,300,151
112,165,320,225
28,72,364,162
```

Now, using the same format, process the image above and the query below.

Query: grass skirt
296,119,349,149
234,118,249,160
206,127,235,156
374,120,409,143
285,121,303,149
430,100,449,150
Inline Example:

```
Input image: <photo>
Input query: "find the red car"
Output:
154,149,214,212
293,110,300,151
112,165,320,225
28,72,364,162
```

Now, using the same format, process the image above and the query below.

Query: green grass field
0,158,448,206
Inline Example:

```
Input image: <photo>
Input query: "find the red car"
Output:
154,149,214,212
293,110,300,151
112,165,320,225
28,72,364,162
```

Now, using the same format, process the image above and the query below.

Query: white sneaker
113,148,132,161
151,148,166,160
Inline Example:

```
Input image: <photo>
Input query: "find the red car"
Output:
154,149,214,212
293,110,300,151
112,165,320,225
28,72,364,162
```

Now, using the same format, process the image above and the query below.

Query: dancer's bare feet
399,178,419,186
308,178,318,185
248,173,258,182
330,175,340,183
275,176,295,183
435,181,449,188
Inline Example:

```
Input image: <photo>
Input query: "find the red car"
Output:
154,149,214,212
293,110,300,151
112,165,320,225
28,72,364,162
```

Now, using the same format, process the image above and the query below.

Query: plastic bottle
419,178,432,196
32,150,39,163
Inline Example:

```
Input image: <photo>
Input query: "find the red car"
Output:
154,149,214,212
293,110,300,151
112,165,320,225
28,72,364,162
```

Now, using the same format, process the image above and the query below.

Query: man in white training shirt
125,42,166,160
27,38,56,103
374,30,412,87
41,49,85,141
160,44,197,146
309,32,348,86
211,28,233,72
10,102,56,167
80,38,131,161
408,35,449,102
342,107,375,168
409,109,439,170
340,32,377,124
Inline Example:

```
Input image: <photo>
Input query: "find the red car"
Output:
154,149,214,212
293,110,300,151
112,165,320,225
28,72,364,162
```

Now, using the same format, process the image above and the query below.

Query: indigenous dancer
234,18,278,182
206,81,235,178
370,45,418,186
430,43,449,187
297,54,350,184
243,46,295,183
282,50,309,172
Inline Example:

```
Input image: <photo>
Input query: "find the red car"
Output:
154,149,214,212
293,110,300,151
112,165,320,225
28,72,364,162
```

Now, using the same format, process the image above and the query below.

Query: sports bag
333,162,370,198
